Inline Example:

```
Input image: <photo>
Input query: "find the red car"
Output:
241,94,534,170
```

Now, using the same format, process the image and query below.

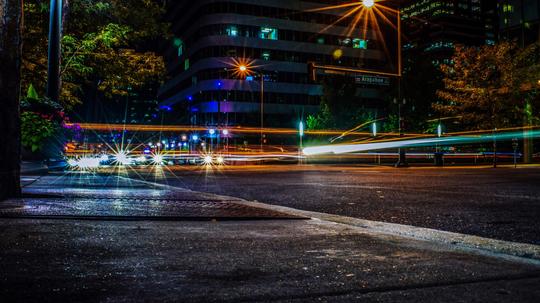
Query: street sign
355,75,390,86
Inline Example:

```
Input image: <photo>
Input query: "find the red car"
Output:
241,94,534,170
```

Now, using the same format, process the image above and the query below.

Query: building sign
355,75,390,86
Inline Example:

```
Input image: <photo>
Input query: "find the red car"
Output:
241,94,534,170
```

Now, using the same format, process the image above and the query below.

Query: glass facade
401,0,495,66
498,0,540,46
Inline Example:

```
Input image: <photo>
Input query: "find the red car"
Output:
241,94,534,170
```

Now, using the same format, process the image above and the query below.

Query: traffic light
307,62,317,83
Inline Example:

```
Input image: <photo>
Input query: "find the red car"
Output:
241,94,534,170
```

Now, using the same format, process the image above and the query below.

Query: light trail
303,130,540,156
445,125,540,136
64,123,429,137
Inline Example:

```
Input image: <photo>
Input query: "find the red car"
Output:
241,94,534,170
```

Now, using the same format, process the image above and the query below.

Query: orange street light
239,65,247,72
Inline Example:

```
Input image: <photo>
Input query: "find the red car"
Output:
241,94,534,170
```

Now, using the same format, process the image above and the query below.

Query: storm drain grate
0,197,305,220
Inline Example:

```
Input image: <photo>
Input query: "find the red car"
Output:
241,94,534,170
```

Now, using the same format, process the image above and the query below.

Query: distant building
76,89,161,125
158,0,396,128
401,0,497,66
498,0,540,46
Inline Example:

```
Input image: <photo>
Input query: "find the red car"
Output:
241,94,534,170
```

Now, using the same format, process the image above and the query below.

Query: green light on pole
437,124,442,137
372,122,377,137
299,121,304,137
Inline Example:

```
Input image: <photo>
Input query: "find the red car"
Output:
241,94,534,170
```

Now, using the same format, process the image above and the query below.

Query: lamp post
47,0,63,101
310,1,404,165
298,121,304,164
394,98,408,167
237,64,264,151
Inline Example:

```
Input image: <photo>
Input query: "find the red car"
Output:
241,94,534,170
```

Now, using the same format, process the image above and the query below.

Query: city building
158,0,396,128
498,0,540,46
76,88,161,125
401,0,498,66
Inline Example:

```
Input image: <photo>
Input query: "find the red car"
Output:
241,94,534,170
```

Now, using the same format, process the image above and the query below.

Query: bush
21,112,58,152
20,84,68,154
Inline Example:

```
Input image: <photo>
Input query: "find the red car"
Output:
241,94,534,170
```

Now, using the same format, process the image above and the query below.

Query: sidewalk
20,161,48,175
1,172,540,302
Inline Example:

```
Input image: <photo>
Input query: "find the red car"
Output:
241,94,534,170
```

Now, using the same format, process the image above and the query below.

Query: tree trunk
0,0,23,200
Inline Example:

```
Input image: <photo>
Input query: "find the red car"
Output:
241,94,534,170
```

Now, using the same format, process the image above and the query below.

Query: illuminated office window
262,51,271,60
173,38,183,57
226,25,238,36
353,38,367,49
260,27,278,40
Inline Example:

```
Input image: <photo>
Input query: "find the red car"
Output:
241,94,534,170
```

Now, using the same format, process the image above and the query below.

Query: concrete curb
119,175,540,266
235,200,540,265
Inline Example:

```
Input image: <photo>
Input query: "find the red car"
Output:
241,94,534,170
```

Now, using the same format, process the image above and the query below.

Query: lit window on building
317,37,325,44
262,51,271,60
424,41,454,52
260,27,278,40
503,4,514,13
173,38,183,57
352,38,367,49
226,25,238,36
184,58,190,71
339,38,351,46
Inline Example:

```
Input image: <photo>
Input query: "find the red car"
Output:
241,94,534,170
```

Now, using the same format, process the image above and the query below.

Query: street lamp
299,121,304,164
362,0,375,8
236,62,265,151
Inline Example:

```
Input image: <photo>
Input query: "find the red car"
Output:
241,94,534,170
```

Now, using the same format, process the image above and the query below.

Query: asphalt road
3,169,539,302
129,165,540,245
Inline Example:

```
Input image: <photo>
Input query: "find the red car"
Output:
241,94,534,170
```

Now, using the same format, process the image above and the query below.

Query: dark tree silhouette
0,0,23,200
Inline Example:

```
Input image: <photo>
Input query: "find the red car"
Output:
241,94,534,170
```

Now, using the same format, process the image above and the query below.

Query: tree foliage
307,76,376,130
306,102,332,130
22,0,169,109
435,42,540,130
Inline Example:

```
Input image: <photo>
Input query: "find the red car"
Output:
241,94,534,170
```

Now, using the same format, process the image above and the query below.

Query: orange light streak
66,123,431,137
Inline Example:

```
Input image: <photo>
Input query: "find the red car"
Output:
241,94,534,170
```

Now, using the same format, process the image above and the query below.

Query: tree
306,102,332,130
435,42,540,130
22,0,168,110
308,76,376,131
0,0,23,200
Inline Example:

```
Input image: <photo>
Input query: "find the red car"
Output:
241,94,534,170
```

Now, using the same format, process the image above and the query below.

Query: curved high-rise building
159,0,395,128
